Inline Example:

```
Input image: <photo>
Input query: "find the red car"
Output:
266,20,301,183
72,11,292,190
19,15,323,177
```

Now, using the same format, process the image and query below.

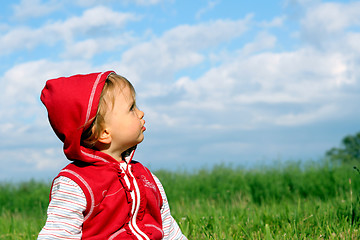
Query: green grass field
1,161,360,239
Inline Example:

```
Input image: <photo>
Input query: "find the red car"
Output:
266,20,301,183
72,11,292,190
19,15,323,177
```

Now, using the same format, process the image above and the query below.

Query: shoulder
52,176,86,198
51,176,87,209
131,161,153,175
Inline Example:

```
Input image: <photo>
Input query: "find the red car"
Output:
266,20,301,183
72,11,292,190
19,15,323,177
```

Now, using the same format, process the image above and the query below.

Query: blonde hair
81,73,136,148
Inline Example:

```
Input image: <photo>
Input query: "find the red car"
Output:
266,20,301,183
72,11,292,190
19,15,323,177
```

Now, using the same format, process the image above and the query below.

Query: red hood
41,71,126,164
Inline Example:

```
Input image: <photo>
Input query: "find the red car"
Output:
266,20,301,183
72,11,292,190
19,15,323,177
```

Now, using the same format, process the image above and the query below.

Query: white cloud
195,0,220,20
62,34,135,59
259,16,286,28
162,16,252,50
97,1,359,131
61,6,138,33
0,147,68,181
118,16,252,84
240,31,277,56
131,0,165,6
344,33,360,53
0,23,10,32
146,43,357,129
73,0,113,7
12,0,61,19
274,105,338,126
1,6,139,56
74,0,167,7
2,59,93,106
300,1,360,46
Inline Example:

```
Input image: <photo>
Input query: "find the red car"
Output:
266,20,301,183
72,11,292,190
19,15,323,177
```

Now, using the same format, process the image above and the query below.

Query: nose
136,108,144,119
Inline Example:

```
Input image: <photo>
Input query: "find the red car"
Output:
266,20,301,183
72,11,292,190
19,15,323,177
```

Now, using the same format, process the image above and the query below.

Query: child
38,71,187,240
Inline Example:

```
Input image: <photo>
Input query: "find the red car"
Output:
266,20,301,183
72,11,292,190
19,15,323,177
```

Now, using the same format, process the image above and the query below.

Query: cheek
125,117,140,131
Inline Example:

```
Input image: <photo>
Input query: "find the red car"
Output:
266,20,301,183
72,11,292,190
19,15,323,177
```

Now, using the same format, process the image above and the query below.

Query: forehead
102,75,136,111
114,83,135,105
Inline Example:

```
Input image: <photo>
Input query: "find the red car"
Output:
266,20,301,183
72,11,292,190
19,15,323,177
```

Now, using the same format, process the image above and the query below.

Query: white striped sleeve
37,176,86,240
152,174,188,240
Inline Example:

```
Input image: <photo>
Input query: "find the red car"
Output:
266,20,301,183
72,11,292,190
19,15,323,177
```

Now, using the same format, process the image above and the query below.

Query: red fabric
58,160,163,240
41,71,113,162
41,72,163,239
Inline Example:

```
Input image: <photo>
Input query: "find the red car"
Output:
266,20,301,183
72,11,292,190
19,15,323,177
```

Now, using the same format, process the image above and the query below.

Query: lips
142,120,146,131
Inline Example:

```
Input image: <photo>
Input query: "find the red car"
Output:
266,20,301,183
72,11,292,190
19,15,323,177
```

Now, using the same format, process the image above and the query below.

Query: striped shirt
38,175,187,240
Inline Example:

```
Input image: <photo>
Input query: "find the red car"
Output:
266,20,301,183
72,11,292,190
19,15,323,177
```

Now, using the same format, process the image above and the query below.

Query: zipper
119,163,150,240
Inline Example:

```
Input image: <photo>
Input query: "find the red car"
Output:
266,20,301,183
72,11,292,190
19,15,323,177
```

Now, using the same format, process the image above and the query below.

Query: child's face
104,85,146,156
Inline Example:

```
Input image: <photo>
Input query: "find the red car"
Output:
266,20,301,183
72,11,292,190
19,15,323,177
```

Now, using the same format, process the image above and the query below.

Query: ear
97,129,112,144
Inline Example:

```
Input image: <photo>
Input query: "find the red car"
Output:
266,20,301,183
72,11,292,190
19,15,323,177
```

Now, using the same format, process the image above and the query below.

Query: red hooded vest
41,71,163,240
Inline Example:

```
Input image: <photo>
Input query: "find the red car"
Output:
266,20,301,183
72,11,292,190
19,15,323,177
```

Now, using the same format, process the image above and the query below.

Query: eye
130,103,136,111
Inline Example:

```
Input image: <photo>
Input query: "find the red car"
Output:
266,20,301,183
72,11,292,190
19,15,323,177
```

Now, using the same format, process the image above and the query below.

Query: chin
137,136,144,143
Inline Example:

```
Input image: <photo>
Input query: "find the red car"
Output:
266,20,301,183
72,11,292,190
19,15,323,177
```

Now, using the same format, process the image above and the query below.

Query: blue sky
1,0,360,182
